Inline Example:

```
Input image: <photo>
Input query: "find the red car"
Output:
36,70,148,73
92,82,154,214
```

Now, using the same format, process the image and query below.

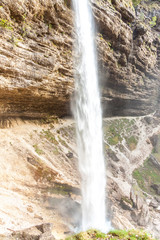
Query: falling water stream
72,0,108,232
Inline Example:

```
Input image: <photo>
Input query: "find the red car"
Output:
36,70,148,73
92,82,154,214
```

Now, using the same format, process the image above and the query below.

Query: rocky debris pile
11,223,55,240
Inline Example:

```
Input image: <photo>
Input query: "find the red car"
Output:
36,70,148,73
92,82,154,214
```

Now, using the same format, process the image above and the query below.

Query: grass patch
108,135,120,145
40,129,59,145
132,0,142,7
53,147,59,155
133,157,160,194
33,144,44,155
126,136,138,151
58,136,68,148
121,196,133,206
66,229,107,240
0,19,13,30
103,118,138,149
149,16,157,27
66,229,155,240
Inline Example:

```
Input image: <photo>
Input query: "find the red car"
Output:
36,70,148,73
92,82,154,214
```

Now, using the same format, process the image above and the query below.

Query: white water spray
72,0,108,232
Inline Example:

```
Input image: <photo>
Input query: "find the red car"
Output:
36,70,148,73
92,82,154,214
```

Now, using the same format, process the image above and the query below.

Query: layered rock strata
0,0,159,118
0,0,74,118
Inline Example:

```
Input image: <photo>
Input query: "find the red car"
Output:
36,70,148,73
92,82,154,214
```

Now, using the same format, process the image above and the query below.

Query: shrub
0,19,13,30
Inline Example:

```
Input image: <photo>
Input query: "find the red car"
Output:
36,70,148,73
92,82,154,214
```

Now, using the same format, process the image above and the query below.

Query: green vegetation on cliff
0,18,13,30
152,135,160,162
66,229,156,240
132,0,143,7
133,156,160,195
103,119,138,150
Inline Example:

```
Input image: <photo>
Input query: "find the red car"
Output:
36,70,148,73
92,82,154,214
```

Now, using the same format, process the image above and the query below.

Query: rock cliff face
0,0,74,118
0,115,160,239
0,0,160,239
0,0,159,118
95,0,160,116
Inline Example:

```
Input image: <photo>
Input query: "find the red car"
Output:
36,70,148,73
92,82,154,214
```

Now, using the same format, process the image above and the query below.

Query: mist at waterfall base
72,0,111,233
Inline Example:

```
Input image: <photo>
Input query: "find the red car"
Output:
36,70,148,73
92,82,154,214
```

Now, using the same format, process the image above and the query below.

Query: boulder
151,184,160,195
11,223,55,240
149,199,159,208
138,204,150,226
148,155,160,171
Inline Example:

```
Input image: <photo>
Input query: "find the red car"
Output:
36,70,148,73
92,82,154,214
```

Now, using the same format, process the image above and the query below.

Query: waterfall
72,0,108,232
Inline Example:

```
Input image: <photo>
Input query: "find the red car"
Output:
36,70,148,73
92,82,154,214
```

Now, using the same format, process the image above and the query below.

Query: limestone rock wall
0,0,74,118
0,0,159,118
94,0,160,116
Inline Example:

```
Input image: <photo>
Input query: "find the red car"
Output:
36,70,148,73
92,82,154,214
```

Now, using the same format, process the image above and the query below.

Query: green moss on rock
65,229,156,240
132,0,143,7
